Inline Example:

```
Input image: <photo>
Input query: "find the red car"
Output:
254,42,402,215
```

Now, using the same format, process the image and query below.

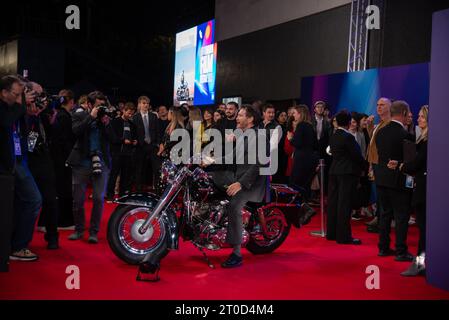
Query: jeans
72,166,109,235
11,161,42,252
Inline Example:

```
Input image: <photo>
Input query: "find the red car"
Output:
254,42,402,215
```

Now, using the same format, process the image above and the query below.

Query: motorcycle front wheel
107,205,168,265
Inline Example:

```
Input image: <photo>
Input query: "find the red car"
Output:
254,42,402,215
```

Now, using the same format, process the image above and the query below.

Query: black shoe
378,248,396,257
395,252,414,262
44,233,59,250
367,225,379,233
88,234,99,244
337,238,362,245
221,253,243,268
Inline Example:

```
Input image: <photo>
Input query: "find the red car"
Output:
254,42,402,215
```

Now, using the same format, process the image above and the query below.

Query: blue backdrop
300,63,430,121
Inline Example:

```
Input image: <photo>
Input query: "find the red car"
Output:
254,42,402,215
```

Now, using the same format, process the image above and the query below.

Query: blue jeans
12,161,42,252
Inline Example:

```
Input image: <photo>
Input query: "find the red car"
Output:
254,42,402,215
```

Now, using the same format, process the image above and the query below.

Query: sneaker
57,225,75,231
88,234,98,244
351,212,363,221
37,226,46,233
365,217,378,226
10,249,39,261
68,232,84,240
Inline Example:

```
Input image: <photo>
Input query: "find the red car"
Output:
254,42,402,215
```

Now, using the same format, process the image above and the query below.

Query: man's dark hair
240,104,261,126
335,109,352,127
87,91,106,105
262,103,275,113
226,101,238,109
0,75,22,91
123,102,136,112
59,89,74,105
390,100,410,117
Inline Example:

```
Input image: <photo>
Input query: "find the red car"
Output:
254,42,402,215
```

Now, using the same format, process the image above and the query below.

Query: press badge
13,131,22,156
405,175,414,189
27,131,39,152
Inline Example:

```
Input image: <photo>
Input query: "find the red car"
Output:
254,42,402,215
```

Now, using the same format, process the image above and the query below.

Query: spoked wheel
107,205,168,265
246,207,291,254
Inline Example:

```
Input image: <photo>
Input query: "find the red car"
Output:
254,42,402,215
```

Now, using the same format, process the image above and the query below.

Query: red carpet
1,199,448,300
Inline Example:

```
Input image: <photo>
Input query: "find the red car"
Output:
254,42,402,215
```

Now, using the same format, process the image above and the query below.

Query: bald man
366,98,392,232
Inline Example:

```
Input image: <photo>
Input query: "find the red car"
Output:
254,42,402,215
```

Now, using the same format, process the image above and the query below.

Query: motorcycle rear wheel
246,207,291,254
107,205,168,265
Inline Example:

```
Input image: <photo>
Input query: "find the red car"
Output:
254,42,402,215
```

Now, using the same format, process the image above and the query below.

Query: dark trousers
377,186,411,255
135,144,161,191
0,174,14,270
415,202,426,256
211,171,252,246
53,152,74,227
29,156,59,242
11,161,42,252
326,174,359,243
106,153,134,198
72,166,109,235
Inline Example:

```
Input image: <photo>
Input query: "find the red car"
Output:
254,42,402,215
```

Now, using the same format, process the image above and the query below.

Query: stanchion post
310,159,326,238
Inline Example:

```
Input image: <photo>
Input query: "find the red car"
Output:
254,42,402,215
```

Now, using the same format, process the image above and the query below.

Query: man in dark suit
311,101,332,197
326,110,366,245
375,100,414,261
132,96,160,192
209,105,267,268
105,102,138,201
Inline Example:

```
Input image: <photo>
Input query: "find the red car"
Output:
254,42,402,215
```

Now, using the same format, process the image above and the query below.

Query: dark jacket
290,122,319,186
402,139,427,206
329,129,366,176
375,121,413,190
0,99,26,174
51,108,75,161
226,126,268,202
66,107,113,168
132,112,160,148
311,115,332,157
109,117,138,155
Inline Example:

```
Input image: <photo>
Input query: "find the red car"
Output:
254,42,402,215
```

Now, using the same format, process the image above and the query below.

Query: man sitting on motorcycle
208,105,269,268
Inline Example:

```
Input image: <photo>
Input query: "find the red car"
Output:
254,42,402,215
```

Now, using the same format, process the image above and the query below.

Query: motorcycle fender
113,192,160,208
161,210,179,250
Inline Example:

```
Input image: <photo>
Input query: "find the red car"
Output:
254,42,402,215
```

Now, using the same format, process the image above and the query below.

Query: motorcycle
107,158,316,281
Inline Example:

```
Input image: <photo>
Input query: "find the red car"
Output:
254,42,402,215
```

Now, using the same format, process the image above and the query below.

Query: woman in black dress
287,105,319,200
157,106,186,160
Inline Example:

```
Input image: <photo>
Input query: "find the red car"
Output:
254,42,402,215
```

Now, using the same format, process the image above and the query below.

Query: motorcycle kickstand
194,243,215,269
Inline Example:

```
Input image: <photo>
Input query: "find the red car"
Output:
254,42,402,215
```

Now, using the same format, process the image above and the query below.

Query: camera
97,105,116,119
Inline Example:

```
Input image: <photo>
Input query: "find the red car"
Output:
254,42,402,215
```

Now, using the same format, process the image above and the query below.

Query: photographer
0,75,42,265
50,90,76,229
105,102,138,201
66,91,113,244
24,81,60,249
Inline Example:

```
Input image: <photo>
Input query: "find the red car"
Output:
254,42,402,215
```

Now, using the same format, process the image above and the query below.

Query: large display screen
173,19,216,106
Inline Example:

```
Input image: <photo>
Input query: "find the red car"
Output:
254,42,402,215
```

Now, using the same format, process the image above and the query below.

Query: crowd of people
0,74,428,276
